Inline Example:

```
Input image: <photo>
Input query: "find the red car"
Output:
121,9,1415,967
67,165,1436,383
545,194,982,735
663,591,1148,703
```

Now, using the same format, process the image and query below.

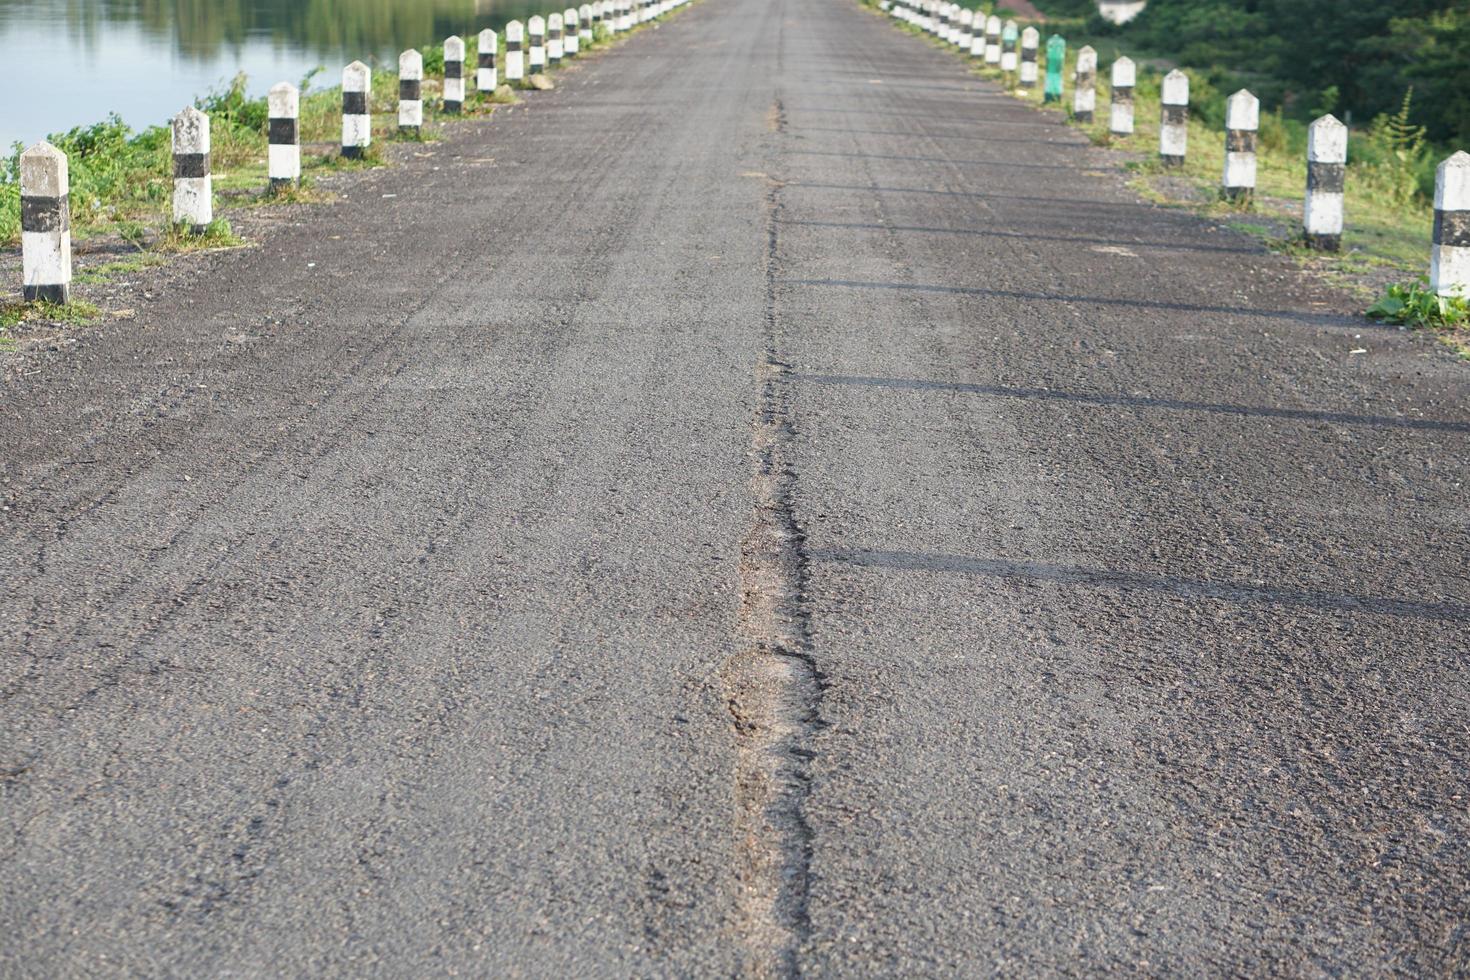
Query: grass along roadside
871,2,1469,351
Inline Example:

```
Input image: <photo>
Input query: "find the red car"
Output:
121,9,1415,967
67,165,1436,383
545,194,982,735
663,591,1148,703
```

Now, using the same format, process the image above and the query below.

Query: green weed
1367,278,1470,331
0,298,103,330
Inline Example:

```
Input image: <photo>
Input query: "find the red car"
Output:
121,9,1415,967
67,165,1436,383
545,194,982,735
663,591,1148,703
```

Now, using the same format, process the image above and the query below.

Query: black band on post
1434,210,1470,248
173,153,210,178
269,118,298,144
1306,162,1345,194
20,195,69,233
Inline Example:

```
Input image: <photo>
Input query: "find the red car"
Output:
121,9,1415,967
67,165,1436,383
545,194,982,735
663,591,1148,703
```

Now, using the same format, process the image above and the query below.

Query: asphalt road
3,0,1468,974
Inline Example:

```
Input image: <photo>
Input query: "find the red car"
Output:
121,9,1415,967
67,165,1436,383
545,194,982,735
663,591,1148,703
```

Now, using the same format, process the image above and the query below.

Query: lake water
0,0,547,150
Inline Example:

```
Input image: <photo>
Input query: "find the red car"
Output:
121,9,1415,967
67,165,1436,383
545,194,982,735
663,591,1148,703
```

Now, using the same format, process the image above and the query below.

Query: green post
1044,35,1066,103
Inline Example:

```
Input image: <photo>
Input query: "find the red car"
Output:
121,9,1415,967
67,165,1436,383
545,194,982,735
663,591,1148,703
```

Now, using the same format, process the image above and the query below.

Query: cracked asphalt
3,0,1468,974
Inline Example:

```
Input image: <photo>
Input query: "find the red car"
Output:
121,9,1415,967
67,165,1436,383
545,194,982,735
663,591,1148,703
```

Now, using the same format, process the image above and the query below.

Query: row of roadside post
18,0,691,305
879,0,1468,299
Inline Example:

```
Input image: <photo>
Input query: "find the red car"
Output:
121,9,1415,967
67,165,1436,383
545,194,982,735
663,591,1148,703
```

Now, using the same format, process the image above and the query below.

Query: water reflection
0,0,547,147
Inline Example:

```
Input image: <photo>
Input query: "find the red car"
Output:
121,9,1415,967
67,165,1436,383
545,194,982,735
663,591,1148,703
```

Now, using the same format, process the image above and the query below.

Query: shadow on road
795,373,1470,434
811,547,1470,622
778,218,1262,255
781,278,1356,326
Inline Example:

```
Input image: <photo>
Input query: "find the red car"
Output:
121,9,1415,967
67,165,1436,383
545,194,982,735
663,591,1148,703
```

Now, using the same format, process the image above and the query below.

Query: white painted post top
269,81,300,116
400,49,423,78
480,27,497,47
529,15,545,32
1226,89,1259,129
1437,151,1470,210
506,20,524,40
1307,114,1347,162
1076,45,1096,71
21,141,68,196
960,9,972,25
172,105,210,153
566,8,578,23
987,15,1000,32
579,4,592,17
343,61,370,93
1162,69,1189,105
549,13,563,29
1021,26,1039,45
445,35,465,59
1112,57,1135,86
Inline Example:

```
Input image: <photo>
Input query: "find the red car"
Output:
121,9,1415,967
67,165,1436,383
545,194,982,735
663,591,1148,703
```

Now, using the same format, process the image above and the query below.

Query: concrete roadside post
958,9,973,53
970,12,985,57
171,106,212,233
268,83,300,193
565,9,580,55
20,142,72,304
1019,28,1039,90
506,21,525,85
1303,114,1346,252
398,50,424,136
1159,69,1188,166
1222,89,1258,201
985,16,1001,65
1044,35,1065,102
1110,57,1135,136
342,61,371,160
477,29,498,93
444,36,465,112
1073,45,1096,122
528,17,546,77
579,4,594,44
1001,21,1018,78
1431,152,1470,297
548,14,563,67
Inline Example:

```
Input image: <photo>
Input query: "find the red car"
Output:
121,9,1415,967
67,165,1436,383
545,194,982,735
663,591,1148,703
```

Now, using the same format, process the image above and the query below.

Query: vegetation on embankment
1033,0,1470,149
870,0,1470,343
0,25,618,250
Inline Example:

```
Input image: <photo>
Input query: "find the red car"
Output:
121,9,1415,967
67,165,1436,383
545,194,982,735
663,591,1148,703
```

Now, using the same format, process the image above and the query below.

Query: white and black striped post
565,8,580,55
444,36,466,112
548,14,564,67
579,4,594,43
529,16,546,75
1303,114,1346,252
399,50,423,136
621,0,634,33
268,82,300,193
1000,22,1018,75
1431,152,1470,298
506,21,525,85
984,16,1001,65
1110,57,1135,136
478,29,498,93
342,61,371,159
1222,89,1258,201
1073,45,1096,123
1159,69,1188,167
969,12,984,57
20,142,71,304
956,9,970,50
171,106,212,233
1019,27,1039,89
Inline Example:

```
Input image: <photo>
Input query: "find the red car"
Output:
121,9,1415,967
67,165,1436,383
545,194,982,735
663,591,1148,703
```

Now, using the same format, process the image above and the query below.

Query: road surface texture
3,0,1468,974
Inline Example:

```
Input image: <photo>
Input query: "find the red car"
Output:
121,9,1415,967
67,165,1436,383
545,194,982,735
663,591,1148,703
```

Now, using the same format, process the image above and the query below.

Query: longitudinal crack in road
723,114,823,978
